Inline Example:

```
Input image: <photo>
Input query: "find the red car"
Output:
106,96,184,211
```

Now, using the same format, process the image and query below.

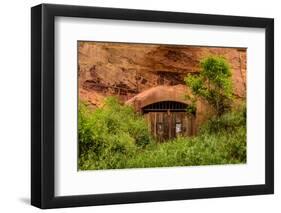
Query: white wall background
0,0,279,212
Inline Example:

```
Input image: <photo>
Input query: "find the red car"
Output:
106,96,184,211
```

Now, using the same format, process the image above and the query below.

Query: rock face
78,41,246,131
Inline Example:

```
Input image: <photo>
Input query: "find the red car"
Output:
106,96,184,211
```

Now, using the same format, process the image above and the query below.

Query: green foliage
199,103,246,135
78,97,152,170
185,56,233,116
79,100,246,170
186,100,197,114
124,106,246,168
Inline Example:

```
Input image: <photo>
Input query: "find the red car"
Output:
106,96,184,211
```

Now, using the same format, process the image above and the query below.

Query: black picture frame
31,3,274,209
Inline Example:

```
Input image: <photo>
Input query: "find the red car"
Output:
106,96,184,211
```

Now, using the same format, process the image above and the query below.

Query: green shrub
119,106,246,168
79,97,246,170
125,127,246,168
78,97,153,170
199,103,246,135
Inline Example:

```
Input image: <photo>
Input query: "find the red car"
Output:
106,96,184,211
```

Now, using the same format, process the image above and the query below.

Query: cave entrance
142,101,195,142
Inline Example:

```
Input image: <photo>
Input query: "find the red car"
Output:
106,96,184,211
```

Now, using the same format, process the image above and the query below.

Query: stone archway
126,85,195,141
126,85,192,111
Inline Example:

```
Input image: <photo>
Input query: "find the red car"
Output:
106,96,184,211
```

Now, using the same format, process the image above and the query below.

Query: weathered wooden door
144,111,193,142
142,101,194,142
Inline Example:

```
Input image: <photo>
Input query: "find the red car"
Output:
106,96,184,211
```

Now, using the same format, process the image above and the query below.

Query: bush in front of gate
124,103,246,168
79,97,246,170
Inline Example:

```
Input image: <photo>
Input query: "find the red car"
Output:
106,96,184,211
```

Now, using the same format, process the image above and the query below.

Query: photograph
78,41,247,170
29,2,274,209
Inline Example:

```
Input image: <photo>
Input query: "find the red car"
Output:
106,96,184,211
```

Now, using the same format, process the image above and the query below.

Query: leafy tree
185,56,233,116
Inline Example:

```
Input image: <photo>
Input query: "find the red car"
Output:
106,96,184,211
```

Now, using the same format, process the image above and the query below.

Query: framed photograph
31,3,274,209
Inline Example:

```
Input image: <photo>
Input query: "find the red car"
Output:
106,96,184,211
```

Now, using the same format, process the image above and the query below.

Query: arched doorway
142,101,195,142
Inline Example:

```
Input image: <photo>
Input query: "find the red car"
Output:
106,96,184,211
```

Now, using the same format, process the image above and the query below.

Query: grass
78,97,246,170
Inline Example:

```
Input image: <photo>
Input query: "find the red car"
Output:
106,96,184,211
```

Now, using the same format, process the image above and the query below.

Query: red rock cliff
78,41,246,108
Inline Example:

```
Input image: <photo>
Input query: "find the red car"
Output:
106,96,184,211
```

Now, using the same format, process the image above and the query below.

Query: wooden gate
142,101,194,142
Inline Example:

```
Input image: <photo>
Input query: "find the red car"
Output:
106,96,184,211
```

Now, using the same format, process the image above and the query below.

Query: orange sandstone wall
79,42,246,106
78,41,246,130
